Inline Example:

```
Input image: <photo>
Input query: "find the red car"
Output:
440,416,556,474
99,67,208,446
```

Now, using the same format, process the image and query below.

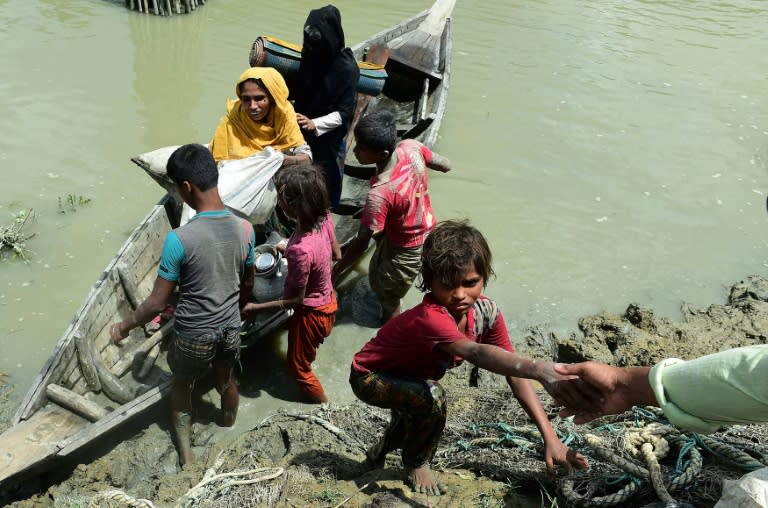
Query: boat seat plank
343,164,377,180
402,114,436,140
0,405,88,487
56,380,173,458
333,198,365,217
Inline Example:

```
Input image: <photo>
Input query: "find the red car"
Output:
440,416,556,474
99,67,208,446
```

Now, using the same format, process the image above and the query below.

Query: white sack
715,467,768,508
132,145,284,225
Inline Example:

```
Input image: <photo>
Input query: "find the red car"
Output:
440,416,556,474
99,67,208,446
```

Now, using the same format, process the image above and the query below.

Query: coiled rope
89,465,284,508
89,490,156,508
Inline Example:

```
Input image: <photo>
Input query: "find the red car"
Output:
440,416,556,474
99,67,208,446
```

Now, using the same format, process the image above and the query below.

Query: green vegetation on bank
0,209,34,261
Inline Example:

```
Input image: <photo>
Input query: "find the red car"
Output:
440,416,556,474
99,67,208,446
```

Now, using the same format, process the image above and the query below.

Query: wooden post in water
124,0,206,15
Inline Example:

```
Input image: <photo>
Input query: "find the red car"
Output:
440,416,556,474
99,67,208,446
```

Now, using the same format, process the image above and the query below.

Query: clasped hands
537,361,636,424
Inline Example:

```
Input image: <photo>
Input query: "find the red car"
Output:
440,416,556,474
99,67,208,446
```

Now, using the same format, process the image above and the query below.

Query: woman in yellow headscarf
210,67,311,166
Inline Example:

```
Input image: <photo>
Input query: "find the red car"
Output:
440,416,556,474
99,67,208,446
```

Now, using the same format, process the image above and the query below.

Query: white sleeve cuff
313,111,343,137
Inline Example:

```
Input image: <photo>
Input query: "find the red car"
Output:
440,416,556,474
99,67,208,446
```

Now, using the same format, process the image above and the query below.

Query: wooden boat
0,0,453,491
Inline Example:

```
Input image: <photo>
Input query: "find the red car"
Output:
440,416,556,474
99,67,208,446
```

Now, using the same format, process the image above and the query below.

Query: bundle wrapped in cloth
131,145,284,225
248,35,387,97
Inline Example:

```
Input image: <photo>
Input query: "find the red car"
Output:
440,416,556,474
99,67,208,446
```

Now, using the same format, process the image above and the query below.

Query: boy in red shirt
332,110,451,323
350,221,596,495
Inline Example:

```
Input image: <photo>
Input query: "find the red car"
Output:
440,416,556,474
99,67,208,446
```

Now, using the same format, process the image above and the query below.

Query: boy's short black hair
417,220,495,292
167,144,218,191
354,109,397,153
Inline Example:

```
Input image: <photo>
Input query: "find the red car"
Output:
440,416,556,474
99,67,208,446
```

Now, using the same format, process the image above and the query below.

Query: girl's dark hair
273,164,330,231
417,220,495,292
354,109,397,153
167,143,218,191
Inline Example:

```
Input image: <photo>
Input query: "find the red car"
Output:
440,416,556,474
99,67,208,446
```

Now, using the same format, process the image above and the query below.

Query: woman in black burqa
293,5,359,208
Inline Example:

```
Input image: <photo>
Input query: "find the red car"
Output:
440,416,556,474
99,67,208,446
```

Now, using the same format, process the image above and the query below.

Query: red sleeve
360,189,389,234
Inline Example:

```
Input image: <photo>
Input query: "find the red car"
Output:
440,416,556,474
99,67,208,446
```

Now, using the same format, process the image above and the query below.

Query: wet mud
4,275,768,507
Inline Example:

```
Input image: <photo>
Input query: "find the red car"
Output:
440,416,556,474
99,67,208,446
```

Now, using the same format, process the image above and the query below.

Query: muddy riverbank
3,275,768,507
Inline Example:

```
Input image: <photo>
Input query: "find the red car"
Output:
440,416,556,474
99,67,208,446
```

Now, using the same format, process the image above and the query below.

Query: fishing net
208,363,768,508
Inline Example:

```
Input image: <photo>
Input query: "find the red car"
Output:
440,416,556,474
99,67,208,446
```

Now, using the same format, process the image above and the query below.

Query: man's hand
553,362,653,424
534,361,604,415
296,113,316,132
110,322,129,345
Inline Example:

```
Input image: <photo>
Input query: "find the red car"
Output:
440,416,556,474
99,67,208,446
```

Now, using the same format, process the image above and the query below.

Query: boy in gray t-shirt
111,144,255,465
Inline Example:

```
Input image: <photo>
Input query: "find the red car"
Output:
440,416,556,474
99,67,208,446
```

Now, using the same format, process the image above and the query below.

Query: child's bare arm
239,264,255,311
331,237,342,261
111,276,176,344
506,376,589,475
426,151,451,173
332,224,373,284
242,286,304,317
439,339,602,412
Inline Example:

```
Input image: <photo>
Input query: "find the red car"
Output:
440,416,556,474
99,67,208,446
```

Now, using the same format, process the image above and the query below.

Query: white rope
90,489,156,508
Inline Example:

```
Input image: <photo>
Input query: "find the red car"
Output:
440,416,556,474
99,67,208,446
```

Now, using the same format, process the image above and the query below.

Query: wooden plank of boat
0,202,175,489
0,404,88,487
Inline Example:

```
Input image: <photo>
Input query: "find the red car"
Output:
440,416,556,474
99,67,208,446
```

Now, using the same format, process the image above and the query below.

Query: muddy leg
170,377,194,465
214,359,238,427
366,410,406,468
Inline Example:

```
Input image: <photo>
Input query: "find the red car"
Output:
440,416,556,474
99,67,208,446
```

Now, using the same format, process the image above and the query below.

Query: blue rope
591,423,622,433
632,406,662,425
604,473,636,486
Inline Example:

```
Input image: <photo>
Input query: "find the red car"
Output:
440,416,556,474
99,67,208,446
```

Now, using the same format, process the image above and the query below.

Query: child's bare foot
406,464,444,496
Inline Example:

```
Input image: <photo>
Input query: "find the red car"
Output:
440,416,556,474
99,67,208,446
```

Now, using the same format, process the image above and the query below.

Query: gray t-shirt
158,210,255,337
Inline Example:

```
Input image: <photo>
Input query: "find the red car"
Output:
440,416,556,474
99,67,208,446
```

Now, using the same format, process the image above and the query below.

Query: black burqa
294,5,359,207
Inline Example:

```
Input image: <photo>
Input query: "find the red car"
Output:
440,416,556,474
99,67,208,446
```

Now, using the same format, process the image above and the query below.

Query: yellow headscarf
210,67,306,161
